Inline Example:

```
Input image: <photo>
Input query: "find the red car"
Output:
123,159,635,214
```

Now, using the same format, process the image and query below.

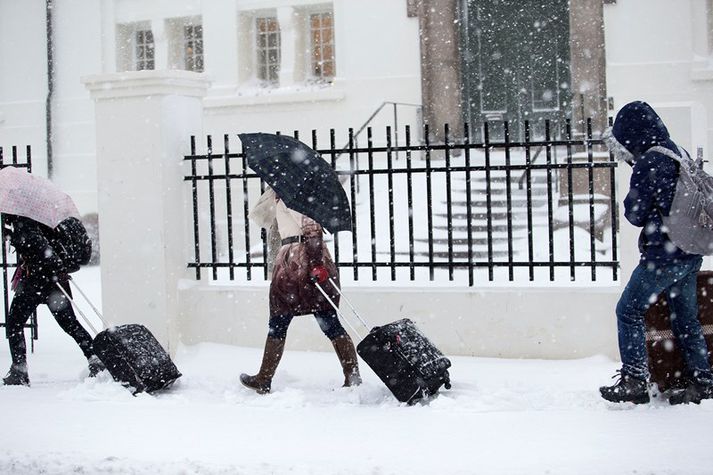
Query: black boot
331,335,362,387
668,377,713,406
240,337,286,394
87,355,106,377
3,363,29,386
599,371,649,404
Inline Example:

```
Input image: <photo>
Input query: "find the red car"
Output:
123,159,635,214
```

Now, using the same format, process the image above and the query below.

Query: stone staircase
414,173,551,260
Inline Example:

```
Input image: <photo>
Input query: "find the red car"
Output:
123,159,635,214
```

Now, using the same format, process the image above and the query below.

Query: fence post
83,70,209,354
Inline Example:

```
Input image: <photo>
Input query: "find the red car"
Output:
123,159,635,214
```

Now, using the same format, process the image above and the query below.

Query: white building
0,0,421,215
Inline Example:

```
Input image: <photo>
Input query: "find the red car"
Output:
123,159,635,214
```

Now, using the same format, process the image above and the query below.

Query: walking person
240,188,361,394
3,214,103,386
600,101,713,405
0,166,103,386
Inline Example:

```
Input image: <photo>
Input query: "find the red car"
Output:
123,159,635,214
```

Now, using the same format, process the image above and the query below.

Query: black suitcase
316,279,452,404
356,318,452,404
93,324,182,394
57,280,181,394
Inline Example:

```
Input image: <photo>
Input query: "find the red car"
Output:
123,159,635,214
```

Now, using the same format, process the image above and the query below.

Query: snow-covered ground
0,267,711,475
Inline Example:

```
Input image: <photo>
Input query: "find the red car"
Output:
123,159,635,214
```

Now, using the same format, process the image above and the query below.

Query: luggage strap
55,278,108,337
314,278,371,339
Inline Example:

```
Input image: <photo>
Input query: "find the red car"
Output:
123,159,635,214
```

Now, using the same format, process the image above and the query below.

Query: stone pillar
151,18,169,71
564,0,611,228
83,70,209,353
569,0,608,136
277,7,297,87
417,0,463,146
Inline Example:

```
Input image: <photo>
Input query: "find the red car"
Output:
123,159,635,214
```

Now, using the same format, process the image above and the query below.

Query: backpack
650,145,713,255
53,217,93,273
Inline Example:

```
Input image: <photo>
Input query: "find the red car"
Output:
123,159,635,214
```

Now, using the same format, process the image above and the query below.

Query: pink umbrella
0,167,80,228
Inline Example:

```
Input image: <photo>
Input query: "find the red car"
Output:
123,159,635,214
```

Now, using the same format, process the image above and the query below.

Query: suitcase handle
55,277,108,336
314,278,371,339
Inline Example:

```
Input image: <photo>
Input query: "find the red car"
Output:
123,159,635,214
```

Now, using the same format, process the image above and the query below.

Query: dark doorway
461,0,572,141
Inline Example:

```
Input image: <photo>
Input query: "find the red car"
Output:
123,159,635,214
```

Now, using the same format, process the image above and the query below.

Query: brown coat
269,206,340,317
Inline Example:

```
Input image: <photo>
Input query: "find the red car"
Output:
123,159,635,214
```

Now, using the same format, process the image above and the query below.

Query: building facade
0,0,422,215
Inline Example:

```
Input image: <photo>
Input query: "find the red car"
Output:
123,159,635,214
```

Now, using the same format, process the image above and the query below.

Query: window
134,29,155,71
309,12,335,82
256,17,281,85
183,24,204,72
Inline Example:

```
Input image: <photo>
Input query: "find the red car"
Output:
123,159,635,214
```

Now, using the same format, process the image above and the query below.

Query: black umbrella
239,133,352,234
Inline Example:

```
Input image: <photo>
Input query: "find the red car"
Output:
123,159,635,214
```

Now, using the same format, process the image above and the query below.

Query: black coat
3,215,67,284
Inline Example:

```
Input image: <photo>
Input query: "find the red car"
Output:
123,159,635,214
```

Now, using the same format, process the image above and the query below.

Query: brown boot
240,337,285,394
331,334,362,387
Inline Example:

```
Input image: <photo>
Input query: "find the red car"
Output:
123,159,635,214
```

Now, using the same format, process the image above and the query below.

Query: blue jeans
616,257,712,381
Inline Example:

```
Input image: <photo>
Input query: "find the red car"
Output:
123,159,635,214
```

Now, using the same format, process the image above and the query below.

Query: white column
277,6,296,87
83,70,210,353
203,0,239,91
100,0,117,73
691,0,710,61
152,17,169,70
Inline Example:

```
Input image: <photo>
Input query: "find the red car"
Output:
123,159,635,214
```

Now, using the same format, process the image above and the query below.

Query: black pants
6,277,94,366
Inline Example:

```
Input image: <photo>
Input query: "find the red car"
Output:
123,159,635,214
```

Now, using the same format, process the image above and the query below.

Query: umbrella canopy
239,133,352,234
0,167,80,228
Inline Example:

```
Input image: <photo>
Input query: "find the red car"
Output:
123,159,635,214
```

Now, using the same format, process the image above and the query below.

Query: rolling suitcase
315,278,452,404
57,279,182,394
645,271,713,393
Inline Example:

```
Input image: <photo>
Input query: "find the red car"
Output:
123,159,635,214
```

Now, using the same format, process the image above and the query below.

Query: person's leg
314,311,361,387
614,262,677,379
3,280,43,385
46,283,94,359
601,261,672,403
45,282,105,377
239,314,291,394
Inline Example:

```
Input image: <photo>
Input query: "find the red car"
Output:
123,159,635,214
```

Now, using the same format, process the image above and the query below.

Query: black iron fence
184,118,619,286
0,146,37,342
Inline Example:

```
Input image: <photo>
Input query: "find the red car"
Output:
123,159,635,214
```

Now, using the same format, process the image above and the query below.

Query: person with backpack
600,101,713,405
2,214,103,386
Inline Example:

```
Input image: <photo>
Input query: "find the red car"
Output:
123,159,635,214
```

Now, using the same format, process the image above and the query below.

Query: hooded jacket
612,101,698,262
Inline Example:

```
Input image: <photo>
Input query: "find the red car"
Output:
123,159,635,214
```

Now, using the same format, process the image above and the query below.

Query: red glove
310,265,329,284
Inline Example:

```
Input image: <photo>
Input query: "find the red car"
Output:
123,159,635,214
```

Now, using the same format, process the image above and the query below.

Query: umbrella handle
55,278,108,336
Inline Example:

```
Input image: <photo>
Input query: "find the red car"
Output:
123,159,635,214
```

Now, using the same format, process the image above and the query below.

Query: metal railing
184,118,619,286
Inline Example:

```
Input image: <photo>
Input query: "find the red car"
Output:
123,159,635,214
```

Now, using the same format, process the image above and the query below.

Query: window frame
308,10,335,83
183,23,204,73
133,28,155,71
255,15,281,86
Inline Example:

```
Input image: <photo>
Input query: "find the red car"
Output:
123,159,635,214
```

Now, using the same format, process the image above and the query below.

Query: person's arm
301,215,324,267
8,217,65,275
623,153,659,227
299,214,332,283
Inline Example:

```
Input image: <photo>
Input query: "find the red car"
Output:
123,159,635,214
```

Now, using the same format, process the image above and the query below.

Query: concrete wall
178,283,625,359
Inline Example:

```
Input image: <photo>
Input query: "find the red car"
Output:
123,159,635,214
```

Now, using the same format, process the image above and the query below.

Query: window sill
691,67,713,82
204,84,345,109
